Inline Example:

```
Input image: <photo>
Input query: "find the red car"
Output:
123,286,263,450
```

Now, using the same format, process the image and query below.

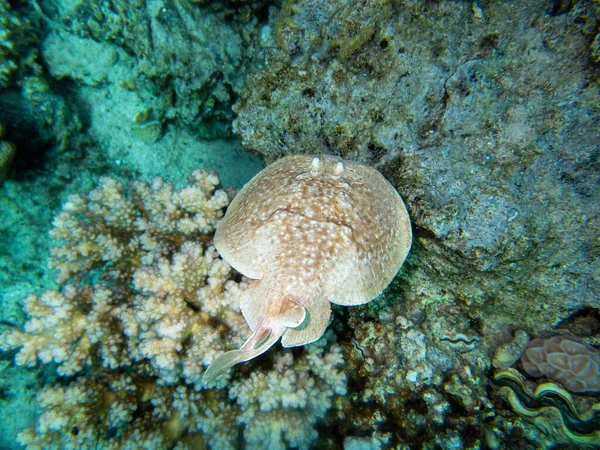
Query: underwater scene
0,0,599,449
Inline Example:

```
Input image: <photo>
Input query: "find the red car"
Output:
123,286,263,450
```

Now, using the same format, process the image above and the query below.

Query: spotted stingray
202,155,412,383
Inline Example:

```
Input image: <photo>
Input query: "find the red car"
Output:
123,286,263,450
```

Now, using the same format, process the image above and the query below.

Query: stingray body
202,155,412,384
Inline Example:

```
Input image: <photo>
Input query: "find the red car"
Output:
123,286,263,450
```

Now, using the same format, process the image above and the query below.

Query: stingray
202,155,412,384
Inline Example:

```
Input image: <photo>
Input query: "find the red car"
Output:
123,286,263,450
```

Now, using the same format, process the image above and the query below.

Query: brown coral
520,335,600,393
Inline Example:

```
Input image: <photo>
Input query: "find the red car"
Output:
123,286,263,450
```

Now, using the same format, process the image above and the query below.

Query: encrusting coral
520,335,600,393
0,170,347,449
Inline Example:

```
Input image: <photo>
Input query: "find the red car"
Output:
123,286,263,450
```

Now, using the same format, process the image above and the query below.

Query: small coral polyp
0,170,347,449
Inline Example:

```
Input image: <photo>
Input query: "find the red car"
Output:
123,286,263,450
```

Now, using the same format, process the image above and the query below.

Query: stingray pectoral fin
281,297,331,347
279,296,307,328
202,325,284,385
240,280,274,332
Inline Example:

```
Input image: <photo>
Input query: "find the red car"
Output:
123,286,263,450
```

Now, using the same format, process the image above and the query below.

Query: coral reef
1,170,241,385
520,335,600,393
231,1,600,444
1,0,599,448
0,0,39,88
32,0,265,185
13,335,345,450
0,2,264,444
45,170,229,284
229,337,347,449
331,285,496,448
0,170,346,449
44,0,262,138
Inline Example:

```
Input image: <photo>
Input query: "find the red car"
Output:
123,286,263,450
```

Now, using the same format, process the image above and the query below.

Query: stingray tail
202,325,284,385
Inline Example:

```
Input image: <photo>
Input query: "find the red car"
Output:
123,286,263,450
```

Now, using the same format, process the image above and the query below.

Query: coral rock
492,330,530,370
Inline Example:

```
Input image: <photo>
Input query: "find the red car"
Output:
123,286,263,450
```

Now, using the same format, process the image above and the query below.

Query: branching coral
47,170,229,283
1,169,347,448
2,171,239,382
230,334,347,450
15,374,240,450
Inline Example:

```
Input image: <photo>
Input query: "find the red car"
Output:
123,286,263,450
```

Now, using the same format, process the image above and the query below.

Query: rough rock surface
234,0,600,336
233,2,600,446
56,0,260,136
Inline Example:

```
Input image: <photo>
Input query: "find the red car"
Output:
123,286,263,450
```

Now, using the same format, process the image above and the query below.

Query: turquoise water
1,1,599,449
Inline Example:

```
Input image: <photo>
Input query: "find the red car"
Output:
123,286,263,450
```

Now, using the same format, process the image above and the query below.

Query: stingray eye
253,328,272,349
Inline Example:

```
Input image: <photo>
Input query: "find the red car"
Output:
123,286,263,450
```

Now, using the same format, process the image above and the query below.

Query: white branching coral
2,171,240,383
48,170,229,283
16,376,141,450
122,243,249,387
230,333,347,450
3,286,101,375
1,170,348,449
12,337,347,450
